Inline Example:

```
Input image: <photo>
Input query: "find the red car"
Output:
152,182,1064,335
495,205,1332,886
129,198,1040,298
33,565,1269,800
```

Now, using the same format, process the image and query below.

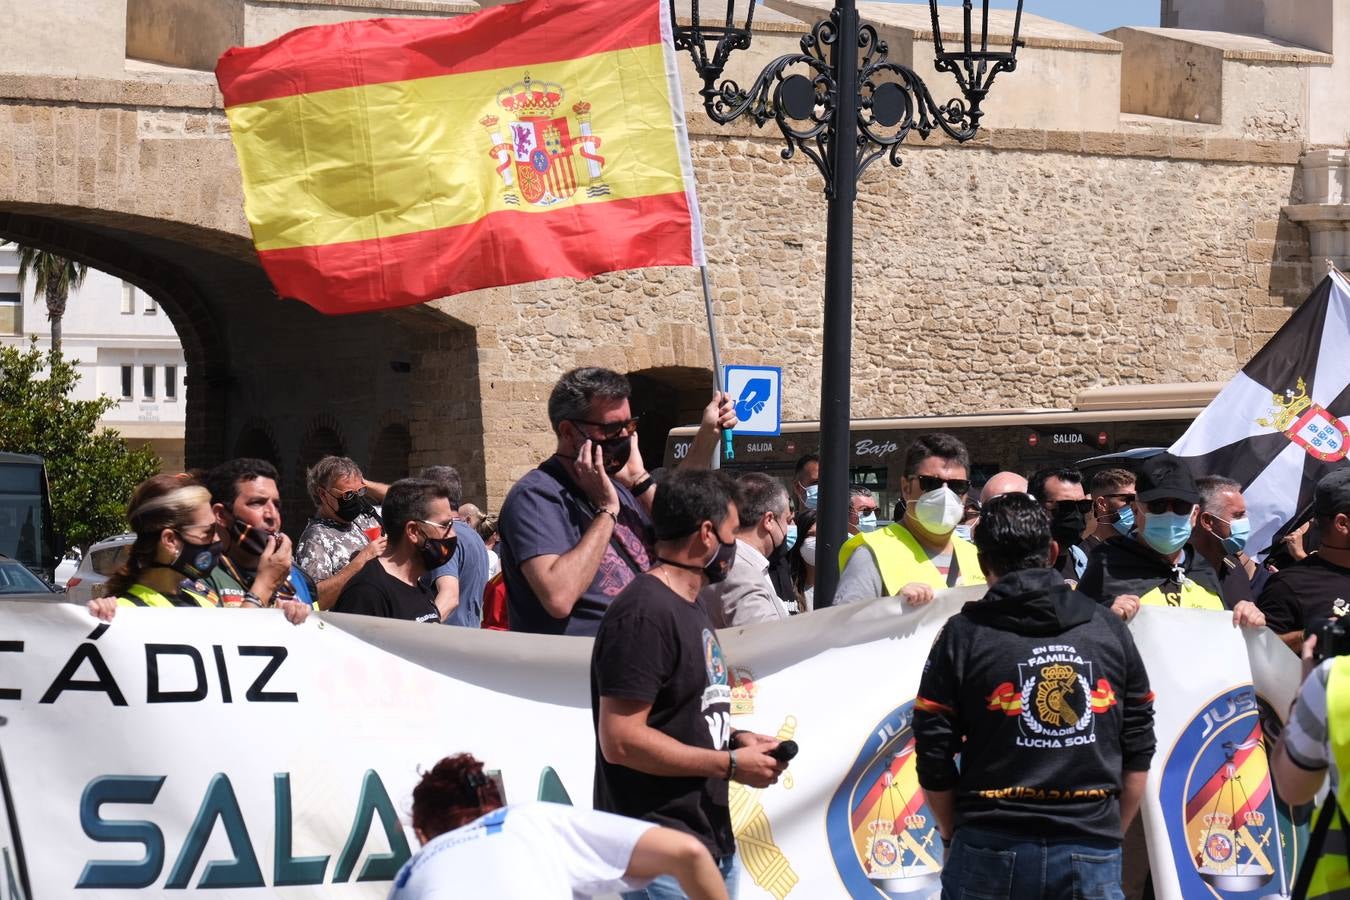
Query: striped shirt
1285,659,1334,772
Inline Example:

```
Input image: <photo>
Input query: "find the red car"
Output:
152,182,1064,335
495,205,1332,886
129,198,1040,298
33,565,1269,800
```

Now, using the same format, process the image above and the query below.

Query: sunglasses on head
1143,498,1195,515
914,475,970,495
569,416,640,440
1046,498,1094,514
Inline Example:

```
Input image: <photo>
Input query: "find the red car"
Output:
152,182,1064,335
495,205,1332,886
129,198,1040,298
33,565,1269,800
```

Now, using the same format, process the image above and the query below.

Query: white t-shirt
388,802,655,900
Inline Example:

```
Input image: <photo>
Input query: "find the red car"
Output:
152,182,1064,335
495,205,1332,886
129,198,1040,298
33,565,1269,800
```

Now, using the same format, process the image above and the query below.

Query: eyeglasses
1044,499,1094,514
569,416,640,440
418,520,455,539
326,485,368,503
1144,498,1195,516
913,475,970,496
177,523,217,540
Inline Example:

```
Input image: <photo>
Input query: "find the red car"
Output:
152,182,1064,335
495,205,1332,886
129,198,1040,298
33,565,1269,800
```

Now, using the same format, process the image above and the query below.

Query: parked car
63,534,135,604
54,549,81,588
0,554,60,596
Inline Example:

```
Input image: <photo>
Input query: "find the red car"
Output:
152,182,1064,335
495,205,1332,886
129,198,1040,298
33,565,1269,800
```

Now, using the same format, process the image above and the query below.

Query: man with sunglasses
1029,467,1092,586
296,455,388,610
1078,453,1263,627
499,367,736,637
837,433,985,606
333,478,451,622
1083,468,1137,552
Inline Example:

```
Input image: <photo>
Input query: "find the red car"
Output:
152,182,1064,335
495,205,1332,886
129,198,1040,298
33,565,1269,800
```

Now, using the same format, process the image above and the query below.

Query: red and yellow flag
216,0,705,314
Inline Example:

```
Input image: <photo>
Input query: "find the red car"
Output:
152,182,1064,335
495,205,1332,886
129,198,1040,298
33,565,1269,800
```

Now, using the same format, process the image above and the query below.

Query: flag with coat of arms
1170,269,1350,556
215,0,705,314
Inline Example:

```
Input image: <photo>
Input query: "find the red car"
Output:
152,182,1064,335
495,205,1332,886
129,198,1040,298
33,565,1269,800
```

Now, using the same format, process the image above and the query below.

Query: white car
63,534,135,604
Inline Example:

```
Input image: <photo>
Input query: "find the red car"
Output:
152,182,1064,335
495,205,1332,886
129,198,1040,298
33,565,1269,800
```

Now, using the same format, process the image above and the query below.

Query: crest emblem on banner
826,702,943,897
481,73,609,208
1256,377,1349,462
1160,686,1291,896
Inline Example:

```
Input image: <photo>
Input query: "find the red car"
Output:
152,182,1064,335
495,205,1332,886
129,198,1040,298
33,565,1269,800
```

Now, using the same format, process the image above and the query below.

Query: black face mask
598,435,633,474
229,517,273,556
703,539,737,583
335,492,371,523
171,533,224,580
418,534,457,570
1049,505,1087,550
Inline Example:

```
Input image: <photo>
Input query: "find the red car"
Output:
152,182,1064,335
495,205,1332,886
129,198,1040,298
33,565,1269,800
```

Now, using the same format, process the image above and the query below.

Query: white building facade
0,243,187,472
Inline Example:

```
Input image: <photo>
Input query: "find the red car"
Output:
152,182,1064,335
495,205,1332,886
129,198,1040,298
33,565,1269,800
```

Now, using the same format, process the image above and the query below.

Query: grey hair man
701,473,796,627
296,455,386,610
417,464,490,627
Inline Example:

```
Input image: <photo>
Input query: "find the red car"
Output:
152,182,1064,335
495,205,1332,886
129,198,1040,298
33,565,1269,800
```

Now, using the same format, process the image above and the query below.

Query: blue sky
932,1,1160,34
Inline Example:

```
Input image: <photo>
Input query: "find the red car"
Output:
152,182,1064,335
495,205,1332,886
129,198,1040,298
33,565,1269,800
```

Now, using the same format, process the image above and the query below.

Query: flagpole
699,265,731,469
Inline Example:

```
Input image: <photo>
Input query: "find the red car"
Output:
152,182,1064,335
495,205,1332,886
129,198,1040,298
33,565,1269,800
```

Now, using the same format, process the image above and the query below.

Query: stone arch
232,418,282,469
368,419,412,485
626,366,715,469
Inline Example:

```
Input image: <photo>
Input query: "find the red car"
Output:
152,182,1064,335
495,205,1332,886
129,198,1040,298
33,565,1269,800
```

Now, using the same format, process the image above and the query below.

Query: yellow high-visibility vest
1306,656,1350,898
838,523,984,596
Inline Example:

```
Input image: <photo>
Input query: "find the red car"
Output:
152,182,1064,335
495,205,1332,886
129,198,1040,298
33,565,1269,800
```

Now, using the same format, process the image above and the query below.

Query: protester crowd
75,365,1350,900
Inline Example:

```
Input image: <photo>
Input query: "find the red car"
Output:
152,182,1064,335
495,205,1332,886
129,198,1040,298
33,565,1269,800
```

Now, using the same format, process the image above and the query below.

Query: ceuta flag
1171,270,1350,556
215,0,705,314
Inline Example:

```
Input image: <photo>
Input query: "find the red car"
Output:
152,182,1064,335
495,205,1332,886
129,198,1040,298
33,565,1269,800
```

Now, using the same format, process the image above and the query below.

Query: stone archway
368,421,412,484
232,418,281,467
627,366,715,471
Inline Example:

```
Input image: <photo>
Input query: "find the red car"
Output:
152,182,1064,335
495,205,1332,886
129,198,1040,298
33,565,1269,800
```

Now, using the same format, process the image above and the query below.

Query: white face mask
913,486,964,536
799,536,817,567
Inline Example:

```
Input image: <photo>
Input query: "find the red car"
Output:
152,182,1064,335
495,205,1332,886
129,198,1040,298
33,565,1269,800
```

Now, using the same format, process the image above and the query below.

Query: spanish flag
215,0,705,314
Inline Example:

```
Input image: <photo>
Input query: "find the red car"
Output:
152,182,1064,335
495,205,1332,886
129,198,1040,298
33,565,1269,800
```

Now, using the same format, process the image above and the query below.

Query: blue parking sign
724,366,782,436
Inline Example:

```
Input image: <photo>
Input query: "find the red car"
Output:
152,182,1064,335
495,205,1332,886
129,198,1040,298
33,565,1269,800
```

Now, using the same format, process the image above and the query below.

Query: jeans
622,852,740,900
941,826,1124,900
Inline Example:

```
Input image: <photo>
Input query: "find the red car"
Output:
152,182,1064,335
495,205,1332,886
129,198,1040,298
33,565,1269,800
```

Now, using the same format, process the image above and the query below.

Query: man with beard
836,433,985,606
334,478,451,622
499,368,736,636
204,458,317,610
1029,467,1092,586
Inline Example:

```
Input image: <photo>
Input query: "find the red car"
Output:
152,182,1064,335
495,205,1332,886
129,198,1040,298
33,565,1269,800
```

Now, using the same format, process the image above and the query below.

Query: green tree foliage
13,244,87,356
0,340,159,550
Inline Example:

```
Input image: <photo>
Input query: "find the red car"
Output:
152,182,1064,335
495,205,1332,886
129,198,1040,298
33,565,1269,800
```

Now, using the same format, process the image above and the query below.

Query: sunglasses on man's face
1099,493,1136,504
569,416,640,440
327,486,368,503
1045,499,1094,514
913,475,970,496
1143,498,1195,516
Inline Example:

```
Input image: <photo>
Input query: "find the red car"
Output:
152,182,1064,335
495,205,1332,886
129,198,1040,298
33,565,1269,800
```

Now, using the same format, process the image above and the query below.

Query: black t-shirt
590,574,734,858
1257,553,1350,635
334,558,440,622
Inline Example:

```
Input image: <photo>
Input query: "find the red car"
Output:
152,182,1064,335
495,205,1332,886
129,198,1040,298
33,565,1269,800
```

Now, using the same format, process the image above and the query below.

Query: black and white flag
1170,270,1350,556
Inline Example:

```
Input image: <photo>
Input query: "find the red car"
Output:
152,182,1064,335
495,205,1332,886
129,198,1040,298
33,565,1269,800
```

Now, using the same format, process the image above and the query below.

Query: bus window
0,453,57,579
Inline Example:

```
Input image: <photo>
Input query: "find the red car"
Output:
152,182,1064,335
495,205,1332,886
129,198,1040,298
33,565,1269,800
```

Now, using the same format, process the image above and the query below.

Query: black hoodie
914,568,1156,843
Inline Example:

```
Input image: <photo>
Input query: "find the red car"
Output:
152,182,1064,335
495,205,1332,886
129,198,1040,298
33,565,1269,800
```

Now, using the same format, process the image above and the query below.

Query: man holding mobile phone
204,458,317,610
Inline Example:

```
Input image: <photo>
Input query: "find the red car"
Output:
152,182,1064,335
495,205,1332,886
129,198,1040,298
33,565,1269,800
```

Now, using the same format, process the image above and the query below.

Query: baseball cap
1315,467,1350,518
1134,452,1200,505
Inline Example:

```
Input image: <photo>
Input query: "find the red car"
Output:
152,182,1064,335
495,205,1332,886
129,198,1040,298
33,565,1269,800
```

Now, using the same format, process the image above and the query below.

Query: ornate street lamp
671,0,1024,607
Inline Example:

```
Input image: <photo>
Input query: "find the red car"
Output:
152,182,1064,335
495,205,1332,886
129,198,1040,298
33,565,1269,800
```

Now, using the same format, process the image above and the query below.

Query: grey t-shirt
422,519,489,628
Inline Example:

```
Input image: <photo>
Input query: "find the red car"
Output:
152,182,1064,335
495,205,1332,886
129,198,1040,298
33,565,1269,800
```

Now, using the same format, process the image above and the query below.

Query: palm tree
13,244,87,356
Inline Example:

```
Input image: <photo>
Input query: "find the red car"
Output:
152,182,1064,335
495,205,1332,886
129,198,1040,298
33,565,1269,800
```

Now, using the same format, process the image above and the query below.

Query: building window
120,365,132,400
0,292,19,336
142,365,155,400
164,365,177,400
121,282,135,315
144,296,157,315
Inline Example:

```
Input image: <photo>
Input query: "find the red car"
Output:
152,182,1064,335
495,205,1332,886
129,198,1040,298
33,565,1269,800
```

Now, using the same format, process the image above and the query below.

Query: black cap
1135,452,1200,505
1315,467,1350,518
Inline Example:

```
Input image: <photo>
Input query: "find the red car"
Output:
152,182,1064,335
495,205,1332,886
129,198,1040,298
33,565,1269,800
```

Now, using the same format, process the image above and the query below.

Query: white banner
0,595,1310,899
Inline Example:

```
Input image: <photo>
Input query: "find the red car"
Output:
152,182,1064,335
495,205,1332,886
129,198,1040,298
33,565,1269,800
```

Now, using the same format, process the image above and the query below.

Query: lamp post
671,0,1024,607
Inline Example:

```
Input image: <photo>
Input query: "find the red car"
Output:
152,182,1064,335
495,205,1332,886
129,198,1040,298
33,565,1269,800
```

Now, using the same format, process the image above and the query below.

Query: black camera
1310,618,1350,660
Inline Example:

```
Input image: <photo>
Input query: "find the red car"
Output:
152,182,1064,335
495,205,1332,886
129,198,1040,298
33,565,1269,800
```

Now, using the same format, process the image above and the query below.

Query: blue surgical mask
1141,511,1192,555
1111,504,1135,537
954,524,973,542
1218,516,1250,556
784,524,798,552
803,484,818,510
857,512,878,533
